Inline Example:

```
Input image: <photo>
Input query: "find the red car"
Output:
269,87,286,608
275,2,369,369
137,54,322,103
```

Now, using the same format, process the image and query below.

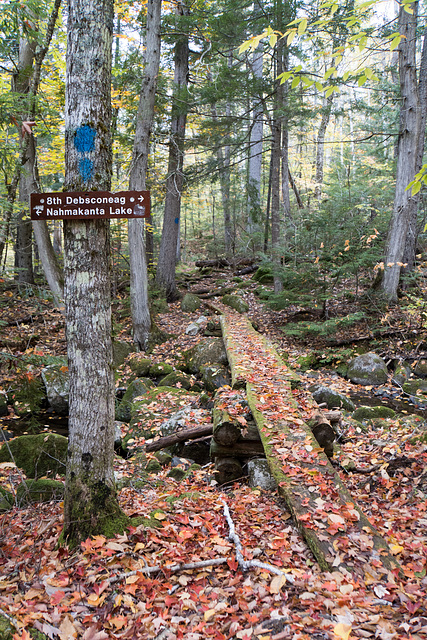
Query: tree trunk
63,0,124,545
32,220,63,308
247,43,264,238
156,1,189,301
128,0,162,350
271,47,283,294
382,3,420,301
402,23,427,272
314,92,334,201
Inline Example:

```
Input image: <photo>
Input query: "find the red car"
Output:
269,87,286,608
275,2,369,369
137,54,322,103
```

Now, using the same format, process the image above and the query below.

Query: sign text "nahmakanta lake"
30,190,150,220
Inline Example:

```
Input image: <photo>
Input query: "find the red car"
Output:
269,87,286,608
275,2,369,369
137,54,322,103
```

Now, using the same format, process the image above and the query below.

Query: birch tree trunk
156,1,189,301
314,92,334,201
382,3,420,301
128,0,162,350
63,0,124,545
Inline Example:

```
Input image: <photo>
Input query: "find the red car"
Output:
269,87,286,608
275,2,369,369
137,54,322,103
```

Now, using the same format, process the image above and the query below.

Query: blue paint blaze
78,158,94,182
175,217,179,224
74,125,96,153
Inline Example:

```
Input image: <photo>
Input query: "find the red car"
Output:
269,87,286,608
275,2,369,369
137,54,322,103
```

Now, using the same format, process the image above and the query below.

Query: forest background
1,0,426,311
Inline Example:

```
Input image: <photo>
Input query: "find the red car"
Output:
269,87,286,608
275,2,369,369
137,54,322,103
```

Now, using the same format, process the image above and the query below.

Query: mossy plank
218,310,400,579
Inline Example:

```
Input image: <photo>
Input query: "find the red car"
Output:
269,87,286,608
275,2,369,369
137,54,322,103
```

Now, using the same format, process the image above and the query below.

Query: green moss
221,294,249,314
149,362,174,377
128,356,152,377
296,352,317,371
352,406,396,421
0,433,67,479
62,478,129,548
16,479,64,505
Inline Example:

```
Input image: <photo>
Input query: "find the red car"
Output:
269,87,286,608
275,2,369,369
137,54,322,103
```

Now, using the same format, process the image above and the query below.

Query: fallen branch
145,424,213,452
222,499,294,583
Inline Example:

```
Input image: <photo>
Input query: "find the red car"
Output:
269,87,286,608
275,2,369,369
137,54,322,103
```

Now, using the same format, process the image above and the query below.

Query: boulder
347,352,388,386
200,364,231,391
310,385,355,411
352,406,396,421
185,315,208,336
41,365,69,415
392,361,411,385
247,459,277,491
182,338,228,374
403,379,427,396
0,433,67,479
113,340,135,368
159,371,194,390
116,378,154,422
0,394,8,417
181,293,201,313
128,355,152,377
16,479,64,505
412,359,427,378
149,362,174,378
221,294,249,314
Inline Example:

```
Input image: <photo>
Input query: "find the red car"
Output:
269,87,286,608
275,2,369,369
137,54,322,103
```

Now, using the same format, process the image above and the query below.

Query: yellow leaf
204,609,216,621
270,573,287,593
153,511,167,520
298,18,307,35
126,574,140,584
333,623,352,640
390,543,404,555
134,542,145,552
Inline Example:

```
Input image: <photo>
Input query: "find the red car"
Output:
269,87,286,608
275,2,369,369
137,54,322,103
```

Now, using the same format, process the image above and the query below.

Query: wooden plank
219,311,401,579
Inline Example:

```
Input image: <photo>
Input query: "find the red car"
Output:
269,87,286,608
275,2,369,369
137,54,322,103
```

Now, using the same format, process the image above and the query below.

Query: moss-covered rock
113,340,135,368
149,362,174,378
402,379,427,396
221,294,249,314
128,355,152,377
16,478,64,505
0,486,13,511
392,362,411,385
200,364,230,391
116,378,154,422
181,293,202,313
159,371,194,390
0,393,8,417
0,433,67,479
252,265,274,284
412,359,427,378
310,385,355,411
129,387,199,440
296,352,317,371
347,352,388,386
182,338,228,374
352,406,396,421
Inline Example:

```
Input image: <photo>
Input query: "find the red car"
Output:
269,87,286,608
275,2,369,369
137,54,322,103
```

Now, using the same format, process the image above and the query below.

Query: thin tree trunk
128,0,161,350
314,92,334,201
382,3,420,301
63,0,124,545
271,41,284,294
247,42,264,238
156,1,189,301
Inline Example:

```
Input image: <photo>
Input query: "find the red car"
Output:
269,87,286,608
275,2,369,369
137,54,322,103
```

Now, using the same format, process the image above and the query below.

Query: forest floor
0,269,426,640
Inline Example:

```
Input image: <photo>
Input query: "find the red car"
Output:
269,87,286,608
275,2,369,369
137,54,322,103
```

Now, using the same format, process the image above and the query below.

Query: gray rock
347,352,388,386
403,379,427,395
310,385,355,411
183,338,228,374
393,361,411,385
186,315,208,336
116,378,154,422
41,365,69,415
412,359,427,378
181,293,202,313
113,340,135,368
159,371,194,390
128,355,152,377
200,364,230,391
221,294,249,314
247,459,277,490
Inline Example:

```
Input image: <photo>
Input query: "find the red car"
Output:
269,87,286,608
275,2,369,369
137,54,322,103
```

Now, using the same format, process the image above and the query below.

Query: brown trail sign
30,190,150,220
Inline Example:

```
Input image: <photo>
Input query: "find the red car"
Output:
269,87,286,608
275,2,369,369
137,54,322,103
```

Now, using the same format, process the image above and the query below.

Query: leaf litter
0,279,426,639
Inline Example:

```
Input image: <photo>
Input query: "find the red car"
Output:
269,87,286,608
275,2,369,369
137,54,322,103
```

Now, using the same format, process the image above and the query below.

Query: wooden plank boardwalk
219,310,400,580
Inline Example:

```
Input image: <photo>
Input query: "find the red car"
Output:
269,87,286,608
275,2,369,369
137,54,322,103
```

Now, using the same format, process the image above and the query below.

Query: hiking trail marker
30,190,150,220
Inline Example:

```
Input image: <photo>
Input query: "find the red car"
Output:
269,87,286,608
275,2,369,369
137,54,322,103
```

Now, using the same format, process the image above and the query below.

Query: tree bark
247,42,264,239
382,3,420,301
156,1,189,302
128,0,162,350
63,0,124,545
